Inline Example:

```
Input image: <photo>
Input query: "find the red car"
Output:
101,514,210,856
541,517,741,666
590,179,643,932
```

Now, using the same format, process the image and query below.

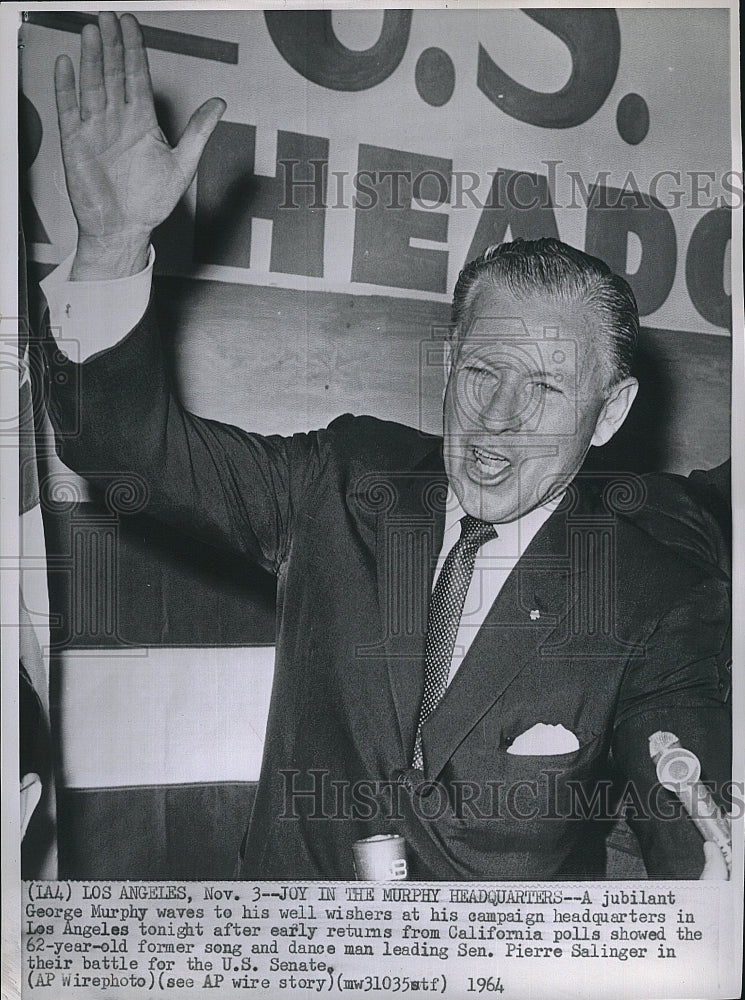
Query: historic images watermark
276,161,744,212
278,768,744,824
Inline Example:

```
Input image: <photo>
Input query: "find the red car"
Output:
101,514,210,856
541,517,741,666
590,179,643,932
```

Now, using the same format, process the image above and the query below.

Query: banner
21,9,736,337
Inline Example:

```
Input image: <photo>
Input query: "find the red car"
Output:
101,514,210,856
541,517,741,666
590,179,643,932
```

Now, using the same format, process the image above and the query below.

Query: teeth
473,446,509,467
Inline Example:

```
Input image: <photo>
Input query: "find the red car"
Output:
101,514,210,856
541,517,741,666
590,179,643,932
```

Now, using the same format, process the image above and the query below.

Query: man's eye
533,381,560,394
463,366,493,382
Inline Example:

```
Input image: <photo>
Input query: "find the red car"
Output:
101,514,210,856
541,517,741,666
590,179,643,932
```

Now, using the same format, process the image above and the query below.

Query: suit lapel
420,484,593,781
374,445,447,759
366,457,610,775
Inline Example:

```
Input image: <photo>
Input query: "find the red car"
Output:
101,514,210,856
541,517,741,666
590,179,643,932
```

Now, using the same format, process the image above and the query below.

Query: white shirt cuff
39,246,155,362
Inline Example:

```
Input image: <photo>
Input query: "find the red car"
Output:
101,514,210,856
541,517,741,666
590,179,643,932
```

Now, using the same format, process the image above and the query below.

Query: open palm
54,13,224,250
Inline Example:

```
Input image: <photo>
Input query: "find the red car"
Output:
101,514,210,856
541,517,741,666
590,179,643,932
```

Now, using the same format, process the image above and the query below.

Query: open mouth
471,445,511,478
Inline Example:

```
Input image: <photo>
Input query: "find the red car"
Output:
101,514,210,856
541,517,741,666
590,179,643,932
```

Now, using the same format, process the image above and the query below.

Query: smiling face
443,282,637,523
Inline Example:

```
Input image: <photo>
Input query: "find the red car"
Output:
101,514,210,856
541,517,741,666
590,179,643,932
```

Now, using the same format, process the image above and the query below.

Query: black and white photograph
3,2,743,997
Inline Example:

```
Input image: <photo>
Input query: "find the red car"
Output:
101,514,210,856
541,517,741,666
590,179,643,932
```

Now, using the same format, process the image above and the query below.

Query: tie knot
459,514,497,551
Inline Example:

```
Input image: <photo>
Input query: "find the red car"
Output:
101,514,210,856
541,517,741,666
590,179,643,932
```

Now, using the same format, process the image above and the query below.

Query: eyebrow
524,368,564,380
463,362,572,387
464,358,565,374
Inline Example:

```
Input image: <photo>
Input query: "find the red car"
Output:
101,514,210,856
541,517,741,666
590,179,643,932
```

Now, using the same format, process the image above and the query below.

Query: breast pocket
446,730,608,828
499,729,604,772
430,733,612,878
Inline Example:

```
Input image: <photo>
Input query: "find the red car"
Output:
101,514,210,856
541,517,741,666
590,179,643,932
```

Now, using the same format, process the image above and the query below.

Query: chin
459,484,521,524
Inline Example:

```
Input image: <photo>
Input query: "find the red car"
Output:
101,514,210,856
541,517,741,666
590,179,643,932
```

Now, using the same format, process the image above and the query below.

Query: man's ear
591,376,638,447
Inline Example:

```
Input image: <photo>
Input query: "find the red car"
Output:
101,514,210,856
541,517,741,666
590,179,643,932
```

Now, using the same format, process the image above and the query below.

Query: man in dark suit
44,13,730,879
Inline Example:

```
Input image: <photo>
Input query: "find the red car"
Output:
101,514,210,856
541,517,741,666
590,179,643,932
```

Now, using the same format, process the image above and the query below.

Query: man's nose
478,377,529,431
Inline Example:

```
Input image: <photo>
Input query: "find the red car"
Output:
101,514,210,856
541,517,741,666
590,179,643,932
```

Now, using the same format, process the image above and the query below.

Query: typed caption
22,880,726,999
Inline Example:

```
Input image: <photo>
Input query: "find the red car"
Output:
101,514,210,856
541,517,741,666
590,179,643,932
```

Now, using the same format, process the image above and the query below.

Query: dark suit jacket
635,462,731,579
45,304,731,880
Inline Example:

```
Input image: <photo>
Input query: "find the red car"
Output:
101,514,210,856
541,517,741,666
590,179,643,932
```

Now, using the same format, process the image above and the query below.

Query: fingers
68,13,153,123
99,12,125,108
120,13,155,111
54,55,79,136
173,98,227,184
79,22,106,119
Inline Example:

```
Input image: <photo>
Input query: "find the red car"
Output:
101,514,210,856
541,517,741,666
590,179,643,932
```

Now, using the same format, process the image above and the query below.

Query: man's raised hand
54,12,225,280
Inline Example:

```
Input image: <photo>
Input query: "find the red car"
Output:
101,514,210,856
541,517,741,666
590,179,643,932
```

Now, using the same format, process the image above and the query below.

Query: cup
352,834,408,880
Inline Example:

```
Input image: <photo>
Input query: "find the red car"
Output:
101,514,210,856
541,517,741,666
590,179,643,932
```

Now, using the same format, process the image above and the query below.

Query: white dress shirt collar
442,486,565,559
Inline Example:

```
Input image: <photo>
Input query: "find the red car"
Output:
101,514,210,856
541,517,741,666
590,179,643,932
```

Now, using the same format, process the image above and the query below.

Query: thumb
700,840,728,880
703,840,719,863
173,98,227,183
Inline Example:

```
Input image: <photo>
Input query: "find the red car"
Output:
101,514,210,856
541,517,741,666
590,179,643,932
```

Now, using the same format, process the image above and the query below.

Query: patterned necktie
412,514,497,770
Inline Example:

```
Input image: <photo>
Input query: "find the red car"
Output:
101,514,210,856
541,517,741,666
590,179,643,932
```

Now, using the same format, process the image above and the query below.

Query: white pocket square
506,723,580,755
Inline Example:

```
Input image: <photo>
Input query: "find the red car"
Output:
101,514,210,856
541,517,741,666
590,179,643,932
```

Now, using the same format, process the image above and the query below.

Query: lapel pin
530,609,540,621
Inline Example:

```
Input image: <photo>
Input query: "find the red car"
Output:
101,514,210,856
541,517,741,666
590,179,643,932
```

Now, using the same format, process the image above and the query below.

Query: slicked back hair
451,238,639,388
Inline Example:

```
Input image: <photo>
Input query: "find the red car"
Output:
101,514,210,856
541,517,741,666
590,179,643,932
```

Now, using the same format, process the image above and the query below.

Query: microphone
648,731,731,873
